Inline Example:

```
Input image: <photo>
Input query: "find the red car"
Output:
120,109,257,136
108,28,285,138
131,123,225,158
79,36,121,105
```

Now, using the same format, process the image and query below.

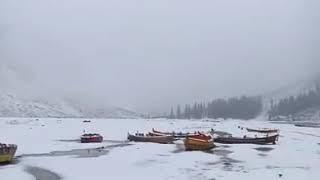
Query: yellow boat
184,134,215,151
0,144,17,163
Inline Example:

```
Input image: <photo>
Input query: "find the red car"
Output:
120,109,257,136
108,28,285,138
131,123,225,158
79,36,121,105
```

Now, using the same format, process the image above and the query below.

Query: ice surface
0,118,319,180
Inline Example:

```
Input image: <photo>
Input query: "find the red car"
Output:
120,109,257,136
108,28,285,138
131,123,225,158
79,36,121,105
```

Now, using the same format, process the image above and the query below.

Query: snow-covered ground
0,117,319,180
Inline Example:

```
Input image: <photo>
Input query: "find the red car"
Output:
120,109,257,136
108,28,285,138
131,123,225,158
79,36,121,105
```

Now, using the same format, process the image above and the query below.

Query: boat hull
80,134,103,143
214,134,279,145
128,134,174,144
184,138,215,151
152,129,198,138
0,154,15,163
0,145,17,163
246,128,279,133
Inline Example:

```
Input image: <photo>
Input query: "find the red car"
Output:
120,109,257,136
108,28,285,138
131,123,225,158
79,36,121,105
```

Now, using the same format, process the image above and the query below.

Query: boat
246,128,279,133
151,128,198,138
127,133,175,144
294,122,320,128
0,143,17,163
80,133,103,143
184,133,215,151
214,134,279,145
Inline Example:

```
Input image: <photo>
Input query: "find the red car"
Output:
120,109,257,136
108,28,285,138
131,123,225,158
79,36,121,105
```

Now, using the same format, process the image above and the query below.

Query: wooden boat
294,122,320,128
81,133,103,143
127,133,175,144
214,134,279,145
0,143,17,163
184,133,215,151
246,128,279,133
151,128,198,138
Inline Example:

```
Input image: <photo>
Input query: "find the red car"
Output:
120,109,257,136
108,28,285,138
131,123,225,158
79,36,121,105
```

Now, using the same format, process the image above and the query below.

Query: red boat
81,133,103,143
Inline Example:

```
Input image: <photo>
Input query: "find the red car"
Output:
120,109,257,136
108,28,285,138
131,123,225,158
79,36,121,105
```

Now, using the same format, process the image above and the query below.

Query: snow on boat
214,134,279,145
127,133,175,144
0,143,17,163
184,133,215,151
81,133,103,143
151,128,198,138
246,128,279,134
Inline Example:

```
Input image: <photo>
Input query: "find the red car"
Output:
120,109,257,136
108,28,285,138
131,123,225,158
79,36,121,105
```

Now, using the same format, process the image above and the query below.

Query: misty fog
1,0,319,113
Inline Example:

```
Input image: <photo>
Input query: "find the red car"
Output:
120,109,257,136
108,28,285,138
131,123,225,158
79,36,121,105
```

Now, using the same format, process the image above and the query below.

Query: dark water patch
157,154,170,157
254,147,274,152
207,157,243,171
104,140,129,144
172,143,227,155
201,168,211,171
220,157,243,171
179,167,196,172
205,149,234,157
21,143,131,158
266,165,310,170
204,145,241,172
56,139,79,143
135,159,167,166
21,148,108,158
258,153,268,157
56,139,128,144
25,166,61,180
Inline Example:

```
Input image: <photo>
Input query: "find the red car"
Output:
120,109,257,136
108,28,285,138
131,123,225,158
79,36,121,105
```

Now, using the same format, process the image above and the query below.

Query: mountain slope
0,93,141,118
262,75,320,122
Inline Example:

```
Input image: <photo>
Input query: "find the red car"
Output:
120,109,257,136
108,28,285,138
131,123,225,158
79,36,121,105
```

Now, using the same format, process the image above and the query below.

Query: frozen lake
0,117,319,180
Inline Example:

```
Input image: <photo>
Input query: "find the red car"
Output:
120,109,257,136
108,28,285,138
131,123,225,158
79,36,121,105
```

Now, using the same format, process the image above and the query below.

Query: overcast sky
1,0,319,113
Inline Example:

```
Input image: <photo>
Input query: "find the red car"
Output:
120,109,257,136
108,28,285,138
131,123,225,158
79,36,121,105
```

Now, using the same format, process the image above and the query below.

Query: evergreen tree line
169,96,263,120
268,85,320,118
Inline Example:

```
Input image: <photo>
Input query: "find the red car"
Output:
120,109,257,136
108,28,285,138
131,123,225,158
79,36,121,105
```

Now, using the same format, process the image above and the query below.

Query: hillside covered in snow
0,92,142,119
263,76,320,123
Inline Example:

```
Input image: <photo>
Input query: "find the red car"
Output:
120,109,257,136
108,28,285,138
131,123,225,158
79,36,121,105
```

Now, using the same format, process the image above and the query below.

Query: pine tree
176,105,181,119
169,107,175,119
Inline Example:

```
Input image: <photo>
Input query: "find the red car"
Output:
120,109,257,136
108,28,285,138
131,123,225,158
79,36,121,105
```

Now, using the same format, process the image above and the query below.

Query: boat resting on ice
246,128,279,134
127,133,175,144
184,133,215,151
214,134,279,145
0,143,17,163
81,133,103,143
151,128,198,138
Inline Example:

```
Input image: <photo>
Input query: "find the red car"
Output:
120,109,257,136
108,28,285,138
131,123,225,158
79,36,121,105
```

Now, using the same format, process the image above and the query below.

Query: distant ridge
0,92,142,119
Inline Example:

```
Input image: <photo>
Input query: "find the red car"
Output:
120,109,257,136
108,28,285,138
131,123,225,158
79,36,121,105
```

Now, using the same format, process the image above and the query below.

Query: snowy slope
0,92,141,118
261,76,320,119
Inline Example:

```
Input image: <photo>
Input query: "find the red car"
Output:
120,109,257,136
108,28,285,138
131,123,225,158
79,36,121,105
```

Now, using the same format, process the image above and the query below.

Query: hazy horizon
1,0,319,113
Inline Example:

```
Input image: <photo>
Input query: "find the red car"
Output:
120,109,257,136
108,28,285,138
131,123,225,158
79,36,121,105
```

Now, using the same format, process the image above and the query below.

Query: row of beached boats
0,127,279,164
127,128,280,151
